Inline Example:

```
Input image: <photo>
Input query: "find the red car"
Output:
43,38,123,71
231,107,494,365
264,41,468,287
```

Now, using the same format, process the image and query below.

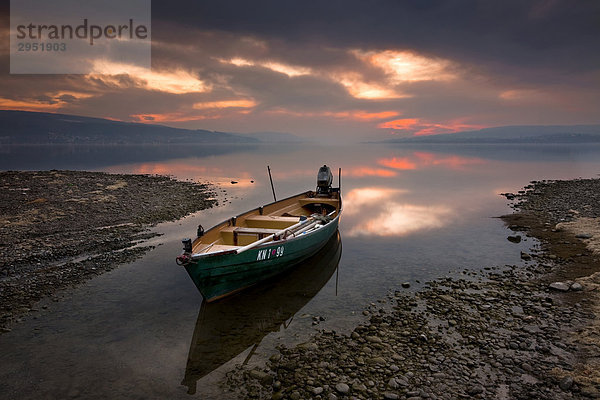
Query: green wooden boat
176,165,342,302
181,232,342,394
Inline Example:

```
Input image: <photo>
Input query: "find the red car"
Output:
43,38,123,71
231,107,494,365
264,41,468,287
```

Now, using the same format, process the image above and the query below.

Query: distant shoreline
0,170,217,333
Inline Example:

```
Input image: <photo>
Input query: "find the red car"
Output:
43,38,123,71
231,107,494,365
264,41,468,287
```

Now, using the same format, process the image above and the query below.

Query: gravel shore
0,170,216,333
227,178,600,399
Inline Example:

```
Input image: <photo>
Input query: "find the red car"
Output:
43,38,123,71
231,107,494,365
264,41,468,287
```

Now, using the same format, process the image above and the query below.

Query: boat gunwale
190,190,342,260
191,211,341,260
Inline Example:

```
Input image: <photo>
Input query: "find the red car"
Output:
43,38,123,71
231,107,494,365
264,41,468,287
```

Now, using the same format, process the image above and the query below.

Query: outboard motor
316,165,333,195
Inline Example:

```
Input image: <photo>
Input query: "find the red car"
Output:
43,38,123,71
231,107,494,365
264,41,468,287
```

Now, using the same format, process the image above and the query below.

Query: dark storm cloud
152,0,600,74
1,1,598,140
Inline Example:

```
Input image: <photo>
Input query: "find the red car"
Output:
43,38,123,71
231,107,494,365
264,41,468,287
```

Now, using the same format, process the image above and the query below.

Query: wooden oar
234,216,315,255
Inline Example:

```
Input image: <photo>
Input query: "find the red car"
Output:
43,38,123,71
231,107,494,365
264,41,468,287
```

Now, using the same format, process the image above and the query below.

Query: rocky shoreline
226,178,600,399
0,170,216,333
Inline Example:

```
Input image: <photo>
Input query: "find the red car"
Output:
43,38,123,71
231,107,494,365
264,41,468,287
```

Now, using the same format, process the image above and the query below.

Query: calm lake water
1,143,600,399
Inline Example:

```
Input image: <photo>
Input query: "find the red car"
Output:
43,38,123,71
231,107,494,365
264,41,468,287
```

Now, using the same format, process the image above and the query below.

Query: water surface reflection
182,232,342,394
344,187,452,237
1,143,600,399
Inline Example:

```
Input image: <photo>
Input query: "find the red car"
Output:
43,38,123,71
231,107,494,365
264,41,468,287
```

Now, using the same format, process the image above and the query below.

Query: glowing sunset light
413,152,486,169
262,61,311,77
499,89,546,102
356,203,451,237
228,57,254,67
378,118,486,136
355,49,456,83
223,58,311,77
378,157,417,170
0,90,94,112
351,111,399,121
0,98,64,111
343,187,407,215
334,73,406,99
109,163,256,187
226,56,405,99
89,61,209,94
377,118,419,130
343,187,452,237
193,99,257,109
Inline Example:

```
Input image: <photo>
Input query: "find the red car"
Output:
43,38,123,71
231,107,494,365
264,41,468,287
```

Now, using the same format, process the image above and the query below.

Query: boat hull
184,213,340,302
181,232,342,393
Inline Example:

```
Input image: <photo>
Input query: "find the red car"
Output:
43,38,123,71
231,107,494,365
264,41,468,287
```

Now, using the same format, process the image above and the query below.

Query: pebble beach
226,178,600,399
0,170,216,333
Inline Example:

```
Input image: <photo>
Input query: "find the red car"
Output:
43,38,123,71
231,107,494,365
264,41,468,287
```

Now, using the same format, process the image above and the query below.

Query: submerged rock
520,252,532,260
507,235,522,243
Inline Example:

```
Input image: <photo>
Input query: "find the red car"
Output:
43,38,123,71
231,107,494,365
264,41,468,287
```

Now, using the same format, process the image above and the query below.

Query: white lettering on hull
256,246,285,261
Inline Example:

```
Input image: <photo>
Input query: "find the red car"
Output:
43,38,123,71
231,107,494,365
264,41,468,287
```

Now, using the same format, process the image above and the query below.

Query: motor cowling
316,165,333,194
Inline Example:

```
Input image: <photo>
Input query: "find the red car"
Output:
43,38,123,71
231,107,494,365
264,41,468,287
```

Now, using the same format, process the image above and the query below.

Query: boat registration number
256,246,285,261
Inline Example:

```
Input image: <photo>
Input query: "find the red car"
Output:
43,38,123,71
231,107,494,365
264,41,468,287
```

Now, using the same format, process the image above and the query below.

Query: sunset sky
1,1,599,141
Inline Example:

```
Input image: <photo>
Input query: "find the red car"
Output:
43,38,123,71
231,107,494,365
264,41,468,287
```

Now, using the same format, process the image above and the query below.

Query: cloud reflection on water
344,187,452,237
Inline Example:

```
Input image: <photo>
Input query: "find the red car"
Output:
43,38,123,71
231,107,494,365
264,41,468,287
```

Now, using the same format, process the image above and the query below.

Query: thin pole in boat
338,167,342,195
267,165,277,202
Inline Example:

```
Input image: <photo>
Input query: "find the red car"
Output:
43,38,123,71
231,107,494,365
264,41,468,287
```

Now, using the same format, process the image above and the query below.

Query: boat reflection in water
182,232,342,394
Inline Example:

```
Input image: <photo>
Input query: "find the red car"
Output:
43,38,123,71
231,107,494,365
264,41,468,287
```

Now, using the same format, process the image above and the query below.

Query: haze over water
1,142,600,399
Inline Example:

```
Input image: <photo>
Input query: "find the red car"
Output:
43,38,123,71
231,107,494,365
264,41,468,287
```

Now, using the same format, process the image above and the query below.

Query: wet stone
335,383,350,394
467,384,484,395
558,376,573,391
548,282,570,292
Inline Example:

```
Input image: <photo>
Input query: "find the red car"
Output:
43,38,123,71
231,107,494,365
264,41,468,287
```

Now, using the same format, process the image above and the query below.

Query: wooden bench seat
244,215,300,229
233,227,281,235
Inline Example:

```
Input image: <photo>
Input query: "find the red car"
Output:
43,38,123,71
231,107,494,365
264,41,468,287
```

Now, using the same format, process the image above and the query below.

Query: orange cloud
0,91,93,112
333,72,407,99
378,157,417,170
378,117,486,136
222,57,311,77
377,118,419,130
0,98,63,112
89,61,209,94
193,99,257,109
351,111,400,121
355,49,456,83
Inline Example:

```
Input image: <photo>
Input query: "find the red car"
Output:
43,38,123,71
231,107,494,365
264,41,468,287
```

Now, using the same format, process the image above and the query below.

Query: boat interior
192,191,341,255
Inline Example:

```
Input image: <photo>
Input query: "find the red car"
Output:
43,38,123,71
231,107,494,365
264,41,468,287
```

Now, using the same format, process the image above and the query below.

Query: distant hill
382,125,600,144
242,131,307,143
0,110,260,145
